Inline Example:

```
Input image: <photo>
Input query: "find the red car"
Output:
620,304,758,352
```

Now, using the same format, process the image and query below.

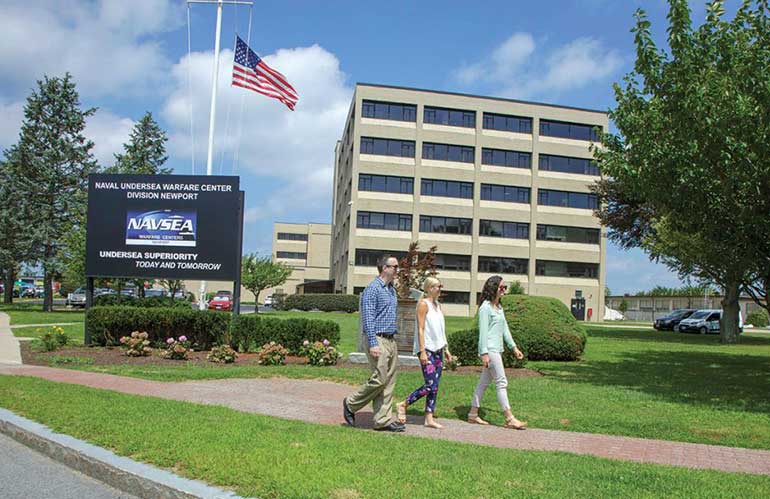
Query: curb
0,408,254,499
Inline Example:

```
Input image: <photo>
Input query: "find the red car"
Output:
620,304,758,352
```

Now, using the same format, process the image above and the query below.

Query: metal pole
198,0,224,311
232,191,245,317
85,277,94,345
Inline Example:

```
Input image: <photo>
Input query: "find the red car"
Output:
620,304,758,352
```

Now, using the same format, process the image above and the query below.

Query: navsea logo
125,210,197,247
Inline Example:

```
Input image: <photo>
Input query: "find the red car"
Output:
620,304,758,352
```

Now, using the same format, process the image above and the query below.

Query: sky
0,0,735,295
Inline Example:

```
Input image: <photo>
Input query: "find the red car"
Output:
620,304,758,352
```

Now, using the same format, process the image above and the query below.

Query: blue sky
0,0,734,294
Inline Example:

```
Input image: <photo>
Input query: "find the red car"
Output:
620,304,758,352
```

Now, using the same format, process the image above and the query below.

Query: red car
208,295,232,311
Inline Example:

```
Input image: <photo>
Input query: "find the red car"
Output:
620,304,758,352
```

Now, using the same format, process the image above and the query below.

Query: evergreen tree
108,111,170,174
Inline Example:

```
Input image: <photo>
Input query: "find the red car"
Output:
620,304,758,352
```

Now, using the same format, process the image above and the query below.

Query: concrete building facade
331,83,607,319
266,222,331,298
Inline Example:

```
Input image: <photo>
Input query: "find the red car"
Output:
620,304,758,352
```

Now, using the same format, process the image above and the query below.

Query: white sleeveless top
413,299,447,354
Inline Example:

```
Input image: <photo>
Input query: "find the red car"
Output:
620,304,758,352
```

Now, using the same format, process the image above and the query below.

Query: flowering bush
32,325,72,352
160,335,191,360
119,331,152,357
299,338,340,366
207,344,238,364
256,341,288,365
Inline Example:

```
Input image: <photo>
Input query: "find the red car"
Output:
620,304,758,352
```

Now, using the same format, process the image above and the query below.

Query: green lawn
0,302,85,326
13,323,85,344
57,325,770,450
1,376,767,499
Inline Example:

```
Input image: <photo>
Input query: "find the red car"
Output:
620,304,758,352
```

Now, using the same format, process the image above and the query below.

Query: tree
107,112,171,174
0,154,35,303
592,0,770,343
7,74,98,311
395,241,437,300
241,254,293,313
159,279,184,299
618,299,629,314
508,281,526,295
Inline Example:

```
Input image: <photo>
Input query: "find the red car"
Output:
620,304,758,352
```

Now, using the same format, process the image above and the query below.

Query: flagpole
188,0,252,310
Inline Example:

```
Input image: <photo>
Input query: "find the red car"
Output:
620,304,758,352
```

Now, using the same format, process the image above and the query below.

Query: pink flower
179,336,187,342
322,339,330,346
166,338,175,345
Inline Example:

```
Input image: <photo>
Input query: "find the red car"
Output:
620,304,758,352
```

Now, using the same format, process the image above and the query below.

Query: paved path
1,364,769,476
0,432,139,499
10,322,81,329
0,313,22,364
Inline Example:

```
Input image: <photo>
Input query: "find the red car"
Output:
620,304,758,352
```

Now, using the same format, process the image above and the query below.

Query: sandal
424,419,443,429
396,401,407,424
467,414,489,425
504,417,528,430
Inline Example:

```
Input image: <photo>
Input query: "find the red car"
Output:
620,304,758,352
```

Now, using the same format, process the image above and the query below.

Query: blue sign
125,209,197,247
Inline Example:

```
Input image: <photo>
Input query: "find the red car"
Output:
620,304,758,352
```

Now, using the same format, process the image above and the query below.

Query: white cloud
0,101,24,152
163,44,352,233
85,110,135,167
455,32,623,99
0,0,181,99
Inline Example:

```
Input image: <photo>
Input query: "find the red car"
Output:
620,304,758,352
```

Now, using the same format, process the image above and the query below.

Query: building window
423,106,476,128
482,112,532,133
539,119,601,141
538,189,598,209
421,178,473,199
433,254,471,271
479,220,530,239
358,174,414,194
419,215,473,235
353,286,366,295
361,100,417,122
356,211,412,231
422,142,475,163
481,148,531,169
354,249,408,266
439,291,470,304
539,154,600,176
276,251,306,259
480,184,530,204
276,232,308,241
535,260,599,278
536,225,600,244
360,137,415,157
478,256,528,274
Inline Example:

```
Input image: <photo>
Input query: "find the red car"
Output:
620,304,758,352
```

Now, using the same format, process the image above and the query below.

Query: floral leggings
405,349,443,413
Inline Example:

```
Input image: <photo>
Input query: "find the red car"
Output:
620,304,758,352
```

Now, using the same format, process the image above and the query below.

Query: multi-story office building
331,83,607,319
267,222,331,297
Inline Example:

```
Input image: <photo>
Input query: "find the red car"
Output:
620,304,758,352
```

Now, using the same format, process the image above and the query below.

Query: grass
61,325,770,450
0,302,84,325
13,323,85,344
1,376,768,499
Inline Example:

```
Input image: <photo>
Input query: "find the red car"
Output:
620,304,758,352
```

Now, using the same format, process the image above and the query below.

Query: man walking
343,255,404,432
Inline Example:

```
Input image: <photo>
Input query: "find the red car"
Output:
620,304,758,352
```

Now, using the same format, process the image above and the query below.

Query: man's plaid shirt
361,277,397,348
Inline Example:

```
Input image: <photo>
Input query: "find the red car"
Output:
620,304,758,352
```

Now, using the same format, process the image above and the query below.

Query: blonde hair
422,277,441,296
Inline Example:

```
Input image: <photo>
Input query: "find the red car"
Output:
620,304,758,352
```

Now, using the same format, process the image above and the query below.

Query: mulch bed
19,343,541,378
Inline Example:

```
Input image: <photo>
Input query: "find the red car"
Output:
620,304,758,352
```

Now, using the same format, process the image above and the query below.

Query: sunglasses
385,264,399,269
498,285,508,291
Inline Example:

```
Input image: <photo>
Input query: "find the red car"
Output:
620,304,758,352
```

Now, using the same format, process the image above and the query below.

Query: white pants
471,352,510,411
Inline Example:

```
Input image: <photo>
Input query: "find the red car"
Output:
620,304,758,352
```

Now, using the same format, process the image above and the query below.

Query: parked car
66,288,87,308
215,290,232,297
263,295,273,307
208,295,232,311
678,309,743,334
20,286,37,298
144,289,167,298
654,309,697,331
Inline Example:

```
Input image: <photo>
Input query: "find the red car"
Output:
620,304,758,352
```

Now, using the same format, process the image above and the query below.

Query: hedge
747,310,769,328
281,294,359,313
86,306,230,349
448,295,587,366
94,294,192,309
230,315,340,354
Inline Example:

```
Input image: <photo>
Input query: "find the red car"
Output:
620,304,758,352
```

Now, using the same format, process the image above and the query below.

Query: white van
677,309,743,334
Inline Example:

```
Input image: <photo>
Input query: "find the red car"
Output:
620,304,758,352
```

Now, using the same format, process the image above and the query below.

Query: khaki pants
346,336,398,429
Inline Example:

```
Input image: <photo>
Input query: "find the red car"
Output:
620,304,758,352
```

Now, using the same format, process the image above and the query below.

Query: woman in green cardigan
467,275,527,430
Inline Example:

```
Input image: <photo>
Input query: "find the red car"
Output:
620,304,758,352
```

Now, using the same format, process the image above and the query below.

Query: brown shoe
467,414,490,425
504,417,528,430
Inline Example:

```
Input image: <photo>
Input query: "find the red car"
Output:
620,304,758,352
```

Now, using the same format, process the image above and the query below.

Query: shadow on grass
541,348,770,413
585,327,770,347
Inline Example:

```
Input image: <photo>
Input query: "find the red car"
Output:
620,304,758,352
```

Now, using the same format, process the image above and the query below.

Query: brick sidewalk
2,364,769,476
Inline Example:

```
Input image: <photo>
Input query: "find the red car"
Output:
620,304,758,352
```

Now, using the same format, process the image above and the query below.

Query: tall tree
9,74,98,311
241,254,293,313
593,0,770,343
0,153,33,303
107,112,171,174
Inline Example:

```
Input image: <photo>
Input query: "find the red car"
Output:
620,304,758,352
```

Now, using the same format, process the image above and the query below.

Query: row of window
357,176,595,209
353,249,598,279
276,251,307,259
276,232,308,241
361,100,601,141
361,137,599,175
357,212,599,243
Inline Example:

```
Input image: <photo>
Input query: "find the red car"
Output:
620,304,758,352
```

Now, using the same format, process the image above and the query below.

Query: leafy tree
0,154,34,303
107,112,171,174
7,74,97,311
508,281,526,295
593,0,770,343
618,299,629,314
241,254,293,313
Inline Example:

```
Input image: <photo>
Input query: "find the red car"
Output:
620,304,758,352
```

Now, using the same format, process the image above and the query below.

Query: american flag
232,36,299,110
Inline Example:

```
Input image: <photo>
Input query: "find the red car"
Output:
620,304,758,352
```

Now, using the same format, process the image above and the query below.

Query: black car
653,309,697,331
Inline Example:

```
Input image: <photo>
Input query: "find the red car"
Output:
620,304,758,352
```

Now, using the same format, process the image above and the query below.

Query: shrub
119,331,152,357
256,342,288,365
271,291,287,310
207,344,238,364
230,315,340,353
282,294,359,312
300,339,340,366
448,295,587,366
87,306,229,349
94,294,191,309
160,336,191,360
31,326,70,352
747,310,769,328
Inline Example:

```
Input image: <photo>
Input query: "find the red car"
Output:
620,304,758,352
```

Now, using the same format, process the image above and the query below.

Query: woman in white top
396,277,454,429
